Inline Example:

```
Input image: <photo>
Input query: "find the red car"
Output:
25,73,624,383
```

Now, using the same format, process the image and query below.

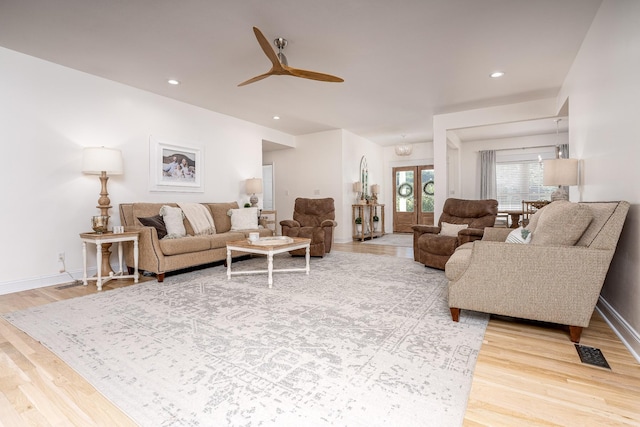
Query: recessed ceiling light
273,115,280,120
490,71,505,78
167,79,180,85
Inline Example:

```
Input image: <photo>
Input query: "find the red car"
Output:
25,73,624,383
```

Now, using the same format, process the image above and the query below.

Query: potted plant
373,215,379,231
355,217,363,234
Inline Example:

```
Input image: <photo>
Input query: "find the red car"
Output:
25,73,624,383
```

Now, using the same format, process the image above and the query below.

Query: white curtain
480,150,496,199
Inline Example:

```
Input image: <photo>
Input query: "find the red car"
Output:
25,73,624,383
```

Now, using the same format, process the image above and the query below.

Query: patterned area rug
362,233,413,247
4,252,488,426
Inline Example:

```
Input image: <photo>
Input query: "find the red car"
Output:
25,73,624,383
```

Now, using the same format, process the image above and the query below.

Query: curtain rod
480,144,558,153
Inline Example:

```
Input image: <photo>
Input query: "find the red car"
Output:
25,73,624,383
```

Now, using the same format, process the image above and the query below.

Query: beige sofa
445,200,630,342
119,202,273,281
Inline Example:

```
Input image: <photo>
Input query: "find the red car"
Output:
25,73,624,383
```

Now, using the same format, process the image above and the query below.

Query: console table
80,231,139,291
352,203,385,241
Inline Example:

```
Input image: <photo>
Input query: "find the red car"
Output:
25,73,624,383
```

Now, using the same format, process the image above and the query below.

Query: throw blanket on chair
177,203,216,235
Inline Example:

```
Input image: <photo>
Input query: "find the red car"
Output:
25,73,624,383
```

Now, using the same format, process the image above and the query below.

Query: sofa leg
450,307,460,322
157,273,165,282
569,326,583,343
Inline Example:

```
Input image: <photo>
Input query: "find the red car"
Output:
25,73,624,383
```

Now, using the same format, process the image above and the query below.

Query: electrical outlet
58,252,65,273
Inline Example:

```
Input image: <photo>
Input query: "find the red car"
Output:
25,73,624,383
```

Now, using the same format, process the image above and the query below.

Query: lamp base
550,187,569,201
249,194,258,207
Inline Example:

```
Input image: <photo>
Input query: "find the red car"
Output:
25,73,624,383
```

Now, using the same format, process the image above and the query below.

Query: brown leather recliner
280,198,337,257
412,198,498,270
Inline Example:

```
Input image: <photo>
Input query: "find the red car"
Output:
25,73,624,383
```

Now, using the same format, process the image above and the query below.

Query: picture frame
149,136,204,192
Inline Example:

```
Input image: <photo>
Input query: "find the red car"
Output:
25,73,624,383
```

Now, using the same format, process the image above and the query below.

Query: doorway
392,165,434,233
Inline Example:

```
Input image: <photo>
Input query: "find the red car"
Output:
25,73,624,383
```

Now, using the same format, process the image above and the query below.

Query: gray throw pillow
530,201,593,246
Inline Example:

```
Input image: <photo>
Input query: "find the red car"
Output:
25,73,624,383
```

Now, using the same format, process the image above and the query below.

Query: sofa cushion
229,207,259,230
440,222,468,237
207,202,239,234
159,235,212,256
530,200,593,246
575,202,619,247
159,205,187,239
137,215,167,239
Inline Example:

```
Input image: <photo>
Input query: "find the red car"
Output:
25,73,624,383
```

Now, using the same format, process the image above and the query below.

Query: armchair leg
157,273,165,283
450,307,460,322
569,326,583,343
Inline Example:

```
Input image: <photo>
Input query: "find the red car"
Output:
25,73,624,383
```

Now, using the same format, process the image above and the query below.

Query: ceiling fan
238,27,344,87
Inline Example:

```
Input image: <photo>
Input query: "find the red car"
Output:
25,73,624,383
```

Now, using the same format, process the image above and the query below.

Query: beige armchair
446,200,630,342
280,197,337,257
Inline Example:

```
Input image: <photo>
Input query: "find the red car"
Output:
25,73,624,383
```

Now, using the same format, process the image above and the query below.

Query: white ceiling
0,0,601,146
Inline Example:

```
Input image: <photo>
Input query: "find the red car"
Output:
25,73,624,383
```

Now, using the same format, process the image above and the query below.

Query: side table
79,231,139,291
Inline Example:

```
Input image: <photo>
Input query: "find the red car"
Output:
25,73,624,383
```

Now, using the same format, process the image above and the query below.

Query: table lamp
82,147,123,273
246,178,263,207
543,158,578,201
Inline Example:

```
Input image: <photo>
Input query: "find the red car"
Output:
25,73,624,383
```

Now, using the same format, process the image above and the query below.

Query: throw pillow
506,227,532,244
228,207,259,230
530,200,593,246
159,205,186,239
137,215,168,239
439,222,468,237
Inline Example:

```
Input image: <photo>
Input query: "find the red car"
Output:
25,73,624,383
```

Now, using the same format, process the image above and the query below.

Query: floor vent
575,344,611,369
56,281,84,290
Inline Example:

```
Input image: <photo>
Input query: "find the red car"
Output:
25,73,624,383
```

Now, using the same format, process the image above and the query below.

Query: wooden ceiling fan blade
253,27,282,68
287,67,344,83
238,72,273,87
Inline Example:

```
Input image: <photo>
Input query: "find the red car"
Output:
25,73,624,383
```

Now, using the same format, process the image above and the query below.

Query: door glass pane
421,168,434,213
395,170,414,213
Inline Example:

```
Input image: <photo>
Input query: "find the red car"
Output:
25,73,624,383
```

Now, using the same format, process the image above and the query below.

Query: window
496,149,556,210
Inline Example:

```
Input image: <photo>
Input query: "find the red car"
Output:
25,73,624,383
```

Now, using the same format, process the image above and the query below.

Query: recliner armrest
280,219,301,228
412,224,440,235
320,219,337,228
457,227,485,245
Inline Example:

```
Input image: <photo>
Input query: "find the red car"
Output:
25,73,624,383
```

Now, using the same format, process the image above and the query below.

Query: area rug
362,232,413,247
4,251,488,426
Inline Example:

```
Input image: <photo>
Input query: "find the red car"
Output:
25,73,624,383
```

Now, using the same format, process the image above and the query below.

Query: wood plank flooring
0,240,638,426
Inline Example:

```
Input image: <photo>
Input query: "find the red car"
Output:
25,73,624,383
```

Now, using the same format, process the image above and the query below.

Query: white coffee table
226,237,311,288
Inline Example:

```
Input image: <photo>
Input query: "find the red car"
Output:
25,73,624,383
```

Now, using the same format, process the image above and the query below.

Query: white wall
459,133,567,199
342,130,384,241
0,47,293,294
263,129,383,243
558,0,640,357
263,130,343,237
432,98,559,223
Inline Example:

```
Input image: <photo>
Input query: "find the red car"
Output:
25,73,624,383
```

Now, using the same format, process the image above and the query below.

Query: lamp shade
372,184,380,194
353,181,363,192
543,159,579,186
82,147,123,175
246,178,263,194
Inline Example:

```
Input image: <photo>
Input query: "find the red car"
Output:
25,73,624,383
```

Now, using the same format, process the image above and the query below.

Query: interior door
393,165,434,232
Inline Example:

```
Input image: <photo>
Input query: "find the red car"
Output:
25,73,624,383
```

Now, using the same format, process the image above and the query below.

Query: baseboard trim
596,296,640,363
0,268,91,296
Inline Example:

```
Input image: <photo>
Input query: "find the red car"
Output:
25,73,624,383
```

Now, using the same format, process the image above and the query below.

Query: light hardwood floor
1,241,639,426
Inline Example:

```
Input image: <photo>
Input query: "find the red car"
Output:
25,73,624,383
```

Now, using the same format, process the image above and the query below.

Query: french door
392,165,434,233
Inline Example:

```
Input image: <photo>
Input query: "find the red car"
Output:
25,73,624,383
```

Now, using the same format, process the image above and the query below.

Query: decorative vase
91,215,109,234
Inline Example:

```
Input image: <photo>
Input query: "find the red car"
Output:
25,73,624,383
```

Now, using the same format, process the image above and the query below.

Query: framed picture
149,136,204,192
